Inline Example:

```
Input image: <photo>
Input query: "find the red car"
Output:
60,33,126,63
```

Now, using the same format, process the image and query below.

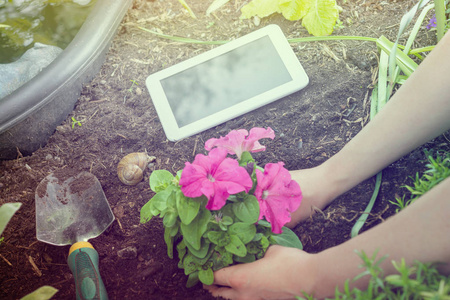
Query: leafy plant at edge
140,128,303,287
240,0,340,37
390,151,450,212
297,250,450,299
0,202,58,300
350,0,448,237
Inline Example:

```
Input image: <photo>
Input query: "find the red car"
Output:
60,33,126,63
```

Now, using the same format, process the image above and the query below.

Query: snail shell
117,152,156,185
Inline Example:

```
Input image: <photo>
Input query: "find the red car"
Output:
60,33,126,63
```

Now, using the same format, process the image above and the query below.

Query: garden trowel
35,171,114,300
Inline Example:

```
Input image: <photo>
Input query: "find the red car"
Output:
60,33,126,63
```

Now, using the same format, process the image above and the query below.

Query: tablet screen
160,36,292,127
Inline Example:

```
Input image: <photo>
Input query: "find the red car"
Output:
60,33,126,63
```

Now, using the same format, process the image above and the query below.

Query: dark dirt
1,0,449,299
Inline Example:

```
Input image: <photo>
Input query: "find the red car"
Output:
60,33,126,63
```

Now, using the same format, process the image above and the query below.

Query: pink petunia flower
204,127,275,159
179,148,253,210
254,162,302,234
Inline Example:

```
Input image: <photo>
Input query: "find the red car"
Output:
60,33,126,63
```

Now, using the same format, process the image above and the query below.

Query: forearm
322,30,450,199
311,176,450,298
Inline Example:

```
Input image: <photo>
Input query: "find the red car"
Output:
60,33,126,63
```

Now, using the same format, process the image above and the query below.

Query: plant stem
435,0,446,41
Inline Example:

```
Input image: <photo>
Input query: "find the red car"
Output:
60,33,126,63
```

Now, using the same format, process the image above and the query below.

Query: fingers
204,284,238,300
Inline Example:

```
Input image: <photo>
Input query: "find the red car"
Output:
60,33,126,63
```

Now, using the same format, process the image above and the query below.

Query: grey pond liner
0,0,133,160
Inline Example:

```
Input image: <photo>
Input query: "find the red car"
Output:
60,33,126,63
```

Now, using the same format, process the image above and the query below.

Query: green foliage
351,0,446,237
298,250,450,299
140,153,303,288
177,0,196,19
240,0,340,36
390,151,450,212
20,286,58,300
71,116,82,129
0,202,22,236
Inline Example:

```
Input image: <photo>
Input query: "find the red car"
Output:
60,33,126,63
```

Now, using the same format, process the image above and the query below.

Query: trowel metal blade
35,171,115,246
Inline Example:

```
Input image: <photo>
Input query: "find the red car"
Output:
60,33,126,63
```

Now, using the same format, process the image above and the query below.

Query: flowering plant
140,127,303,287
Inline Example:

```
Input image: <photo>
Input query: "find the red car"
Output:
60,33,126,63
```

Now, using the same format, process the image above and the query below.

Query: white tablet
145,24,309,141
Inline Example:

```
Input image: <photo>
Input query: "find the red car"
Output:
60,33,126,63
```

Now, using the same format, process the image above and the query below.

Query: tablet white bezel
145,24,309,141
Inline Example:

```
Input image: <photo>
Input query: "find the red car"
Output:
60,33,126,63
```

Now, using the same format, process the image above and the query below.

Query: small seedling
124,80,139,104
71,116,82,129
128,79,138,93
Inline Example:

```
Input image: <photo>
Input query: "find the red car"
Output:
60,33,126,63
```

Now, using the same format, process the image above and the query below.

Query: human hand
287,166,338,226
203,245,317,300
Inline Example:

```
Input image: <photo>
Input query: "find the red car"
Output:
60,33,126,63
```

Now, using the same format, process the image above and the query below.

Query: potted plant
140,127,303,287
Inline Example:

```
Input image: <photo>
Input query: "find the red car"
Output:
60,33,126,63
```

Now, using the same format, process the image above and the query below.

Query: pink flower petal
204,127,274,159
179,148,253,211
254,162,302,233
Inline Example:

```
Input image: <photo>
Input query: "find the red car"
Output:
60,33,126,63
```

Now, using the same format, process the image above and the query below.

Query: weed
390,151,450,212
71,116,82,129
128,79,138,93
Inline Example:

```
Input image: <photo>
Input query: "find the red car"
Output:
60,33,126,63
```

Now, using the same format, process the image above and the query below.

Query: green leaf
206,0,230,16
239,151,255,166
232,195,260,223
279,0,309,20
183,253,199,275
186,271,199,288
20,286,58,300
140,200,155,224
302,0,339,36
149,170,174,192
240,0,281,19
198,268,214,285
269,227,303,249
207,231,227,245
180,208,211,251
163,211,178,228
151,187,175,211
222,216,233,226
229,223,257,244
258,236,270,258
164,226,175,259
176,191,201,225
225,235,247,257
185,239,211,259
177,240,187,262
211,246,234,270
0,203,22,235
234,253,256,263
178,0,197,19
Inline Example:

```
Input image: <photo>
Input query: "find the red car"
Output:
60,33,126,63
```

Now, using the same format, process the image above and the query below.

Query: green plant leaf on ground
240,0,338,36
206,0,231,16
177,0,197,19
302,0,339,36
0,202,22,235
279,0,309,20
20,286,58,300
240,0,282,19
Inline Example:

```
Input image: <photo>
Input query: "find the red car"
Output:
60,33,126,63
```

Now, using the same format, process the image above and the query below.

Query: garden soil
1,0,449,299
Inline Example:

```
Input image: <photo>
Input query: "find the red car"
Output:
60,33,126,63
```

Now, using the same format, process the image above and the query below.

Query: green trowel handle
67,241,108,300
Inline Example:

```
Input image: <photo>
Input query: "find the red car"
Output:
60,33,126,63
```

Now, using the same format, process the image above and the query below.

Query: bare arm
311,175,450,298
289,30,450,224
206,177,450,299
